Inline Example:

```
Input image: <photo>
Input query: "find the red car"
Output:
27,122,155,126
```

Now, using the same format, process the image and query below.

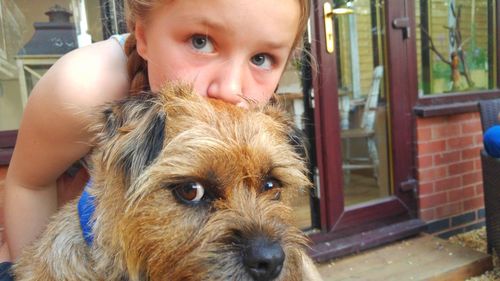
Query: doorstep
316,234,492,281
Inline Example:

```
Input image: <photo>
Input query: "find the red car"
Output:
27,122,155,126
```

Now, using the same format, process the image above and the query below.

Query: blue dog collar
78,182,96,246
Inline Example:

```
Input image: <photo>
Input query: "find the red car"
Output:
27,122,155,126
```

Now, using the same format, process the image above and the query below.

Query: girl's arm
4,39,129,260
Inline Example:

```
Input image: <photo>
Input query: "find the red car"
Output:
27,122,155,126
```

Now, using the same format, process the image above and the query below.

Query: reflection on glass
0,0,107,131
334,0,390,206
0,0,25,130
276,58,313,230
416,0,496,95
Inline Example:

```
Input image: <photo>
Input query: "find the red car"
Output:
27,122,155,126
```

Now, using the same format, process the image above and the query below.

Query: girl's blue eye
191,35,214,53
251,54,273,70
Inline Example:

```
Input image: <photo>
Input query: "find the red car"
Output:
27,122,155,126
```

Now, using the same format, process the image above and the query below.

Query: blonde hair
124,0,310,95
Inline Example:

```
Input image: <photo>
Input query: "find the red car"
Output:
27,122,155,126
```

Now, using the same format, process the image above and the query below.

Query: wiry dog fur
13,84,319,281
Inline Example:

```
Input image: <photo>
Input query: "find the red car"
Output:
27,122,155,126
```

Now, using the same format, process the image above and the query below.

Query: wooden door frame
307,0,423,257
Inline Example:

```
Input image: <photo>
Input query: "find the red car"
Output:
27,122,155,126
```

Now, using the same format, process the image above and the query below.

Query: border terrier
13,84,321,281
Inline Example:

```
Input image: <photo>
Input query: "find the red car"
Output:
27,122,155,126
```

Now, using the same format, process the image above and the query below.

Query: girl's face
135,0,300,106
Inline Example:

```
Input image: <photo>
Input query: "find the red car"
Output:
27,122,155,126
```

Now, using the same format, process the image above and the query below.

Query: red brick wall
416,112,484,235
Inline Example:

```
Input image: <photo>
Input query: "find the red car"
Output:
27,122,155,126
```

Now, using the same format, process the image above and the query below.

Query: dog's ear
97,93,166,184
158,82,201,104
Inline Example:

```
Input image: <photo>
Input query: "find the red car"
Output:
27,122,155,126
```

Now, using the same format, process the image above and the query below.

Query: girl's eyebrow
186,16,232,35
261,41,291,50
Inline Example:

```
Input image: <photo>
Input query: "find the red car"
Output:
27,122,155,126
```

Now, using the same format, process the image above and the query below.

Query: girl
2,0,320,279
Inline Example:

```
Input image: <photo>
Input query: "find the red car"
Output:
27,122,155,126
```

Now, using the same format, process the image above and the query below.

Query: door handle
392,16,410,39
323,2,335,53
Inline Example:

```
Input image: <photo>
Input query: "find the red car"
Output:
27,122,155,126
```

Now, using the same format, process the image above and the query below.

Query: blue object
0,262,14,281
78,182,95,246
483,125,500,158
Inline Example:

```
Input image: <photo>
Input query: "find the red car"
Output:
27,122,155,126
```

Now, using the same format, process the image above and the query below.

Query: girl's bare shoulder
33,38,130,108
25,38,131,138
24,38,131,135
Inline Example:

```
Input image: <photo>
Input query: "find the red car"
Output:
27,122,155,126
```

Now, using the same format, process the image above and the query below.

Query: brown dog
13,84,320,281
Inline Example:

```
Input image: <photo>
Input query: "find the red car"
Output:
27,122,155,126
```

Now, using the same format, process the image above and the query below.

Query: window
416,0,497,96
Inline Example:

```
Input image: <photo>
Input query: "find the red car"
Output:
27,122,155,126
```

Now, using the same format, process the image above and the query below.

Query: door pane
0,0,111,131
277,56,314,230
416,0,496,95
334,0,390,206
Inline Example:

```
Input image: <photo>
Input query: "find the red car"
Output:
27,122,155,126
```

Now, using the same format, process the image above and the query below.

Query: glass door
333,0,390,206
0,0,126,163
277,43,318,231
308,0,420,255
0,0,123,131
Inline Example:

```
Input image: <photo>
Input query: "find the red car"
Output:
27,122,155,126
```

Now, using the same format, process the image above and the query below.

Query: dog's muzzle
242,236,285,281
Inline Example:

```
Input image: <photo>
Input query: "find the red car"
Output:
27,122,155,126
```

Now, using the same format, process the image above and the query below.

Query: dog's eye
173,182,205,204
262,178,282,200
262,178,281,191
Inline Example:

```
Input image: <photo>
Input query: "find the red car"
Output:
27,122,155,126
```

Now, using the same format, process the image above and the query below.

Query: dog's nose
243,237,285,281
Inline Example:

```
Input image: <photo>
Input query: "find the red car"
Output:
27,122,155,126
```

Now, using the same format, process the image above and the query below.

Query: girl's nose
206,61,246,105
